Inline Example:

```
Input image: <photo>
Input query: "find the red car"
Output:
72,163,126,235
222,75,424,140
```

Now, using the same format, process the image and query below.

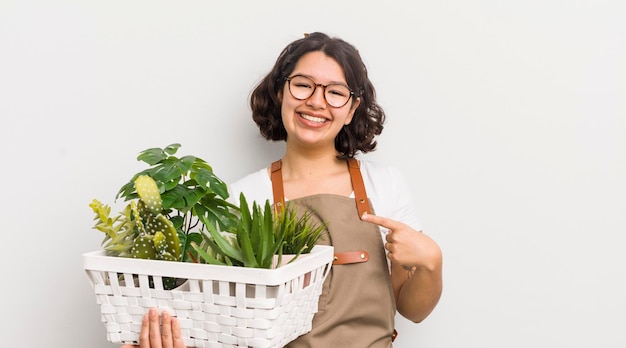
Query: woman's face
280,51,360,152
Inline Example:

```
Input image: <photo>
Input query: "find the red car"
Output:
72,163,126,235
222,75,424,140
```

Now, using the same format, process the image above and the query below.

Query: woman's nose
306,85,327,108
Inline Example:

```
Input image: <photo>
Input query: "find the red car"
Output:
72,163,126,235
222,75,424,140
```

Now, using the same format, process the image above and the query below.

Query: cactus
134,175,162,215
132,175,181,261
91,176,181,262
90,175,183,289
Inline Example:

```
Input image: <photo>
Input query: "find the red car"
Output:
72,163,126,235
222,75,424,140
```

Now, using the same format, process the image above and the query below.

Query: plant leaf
236,193,258,267
137,147,167,165
258,199,275,266
203,220,244,262
190,242,228,266
176,155,196,174
161,185,205,212
163,143,181,155
207,173,229,199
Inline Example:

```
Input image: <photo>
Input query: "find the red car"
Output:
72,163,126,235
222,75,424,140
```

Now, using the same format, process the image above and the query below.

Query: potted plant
84,144,334,347
89,143,327,271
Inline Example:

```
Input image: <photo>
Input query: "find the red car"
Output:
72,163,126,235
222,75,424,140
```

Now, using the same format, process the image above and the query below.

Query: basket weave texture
83,245,333,348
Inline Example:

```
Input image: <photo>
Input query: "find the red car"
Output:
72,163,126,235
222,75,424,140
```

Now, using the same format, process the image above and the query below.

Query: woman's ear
345,97,361,125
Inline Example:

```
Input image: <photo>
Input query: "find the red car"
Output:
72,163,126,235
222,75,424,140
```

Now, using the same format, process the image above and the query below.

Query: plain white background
1,1,624,347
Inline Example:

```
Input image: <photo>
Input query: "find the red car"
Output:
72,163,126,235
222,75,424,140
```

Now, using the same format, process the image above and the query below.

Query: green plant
89,144,239,265
193,193,327,269
89,143,327,276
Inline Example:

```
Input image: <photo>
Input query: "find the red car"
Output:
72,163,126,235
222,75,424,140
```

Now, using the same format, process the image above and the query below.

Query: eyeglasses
285,74,354,108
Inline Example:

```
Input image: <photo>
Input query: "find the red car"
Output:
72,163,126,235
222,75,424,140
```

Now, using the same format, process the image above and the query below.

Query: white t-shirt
227,160,423,237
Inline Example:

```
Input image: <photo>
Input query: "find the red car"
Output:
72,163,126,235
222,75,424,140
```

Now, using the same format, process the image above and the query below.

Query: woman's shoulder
357,159,422,230
357,159,414,203
228,167,272,206
230,167,268,187
358,159,406,184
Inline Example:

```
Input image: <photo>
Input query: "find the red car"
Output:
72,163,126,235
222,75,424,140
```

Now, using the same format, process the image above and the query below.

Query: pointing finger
361,213,401,230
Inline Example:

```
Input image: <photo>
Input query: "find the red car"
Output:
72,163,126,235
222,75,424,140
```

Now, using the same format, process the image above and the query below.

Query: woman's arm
361,213,443,322
389,229,442,322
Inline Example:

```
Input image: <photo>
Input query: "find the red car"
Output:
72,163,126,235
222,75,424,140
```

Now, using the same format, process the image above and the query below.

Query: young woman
123,32,442,348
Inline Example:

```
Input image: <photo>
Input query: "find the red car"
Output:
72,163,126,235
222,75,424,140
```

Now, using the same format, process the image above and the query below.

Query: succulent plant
193,193,327,269
89,199,136,257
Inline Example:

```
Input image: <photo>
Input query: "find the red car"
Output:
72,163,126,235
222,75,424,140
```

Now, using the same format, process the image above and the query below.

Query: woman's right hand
120,308,186,348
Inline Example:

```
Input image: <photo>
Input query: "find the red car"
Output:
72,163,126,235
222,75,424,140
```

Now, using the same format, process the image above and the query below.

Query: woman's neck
280,151,346,181
277,151,353,199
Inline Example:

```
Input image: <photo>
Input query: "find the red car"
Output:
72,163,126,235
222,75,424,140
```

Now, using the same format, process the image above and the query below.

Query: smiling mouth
300,113,327,124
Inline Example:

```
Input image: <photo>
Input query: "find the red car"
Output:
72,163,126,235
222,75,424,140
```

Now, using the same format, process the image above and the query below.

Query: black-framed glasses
285,74,354,108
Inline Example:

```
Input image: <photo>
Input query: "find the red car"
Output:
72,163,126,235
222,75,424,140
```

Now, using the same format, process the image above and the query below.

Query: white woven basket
83,245,333,348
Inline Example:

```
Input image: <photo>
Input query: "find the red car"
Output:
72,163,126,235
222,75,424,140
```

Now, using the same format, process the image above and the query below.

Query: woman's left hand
361,212,443,322
121,308,187,348
361,213,439,270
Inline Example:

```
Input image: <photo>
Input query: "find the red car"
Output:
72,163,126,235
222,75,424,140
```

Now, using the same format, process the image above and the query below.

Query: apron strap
270,160,286,213
269,158,372,217
347,158,372,217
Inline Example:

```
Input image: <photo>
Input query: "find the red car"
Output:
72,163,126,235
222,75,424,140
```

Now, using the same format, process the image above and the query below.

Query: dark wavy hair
249,32,386,159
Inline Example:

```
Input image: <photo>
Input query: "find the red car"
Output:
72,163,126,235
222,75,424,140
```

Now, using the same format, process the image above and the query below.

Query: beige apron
270,159,397,348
